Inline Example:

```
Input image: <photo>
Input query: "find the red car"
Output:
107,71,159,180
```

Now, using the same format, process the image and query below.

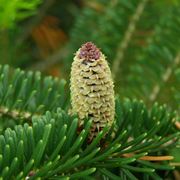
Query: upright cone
70,42,115,139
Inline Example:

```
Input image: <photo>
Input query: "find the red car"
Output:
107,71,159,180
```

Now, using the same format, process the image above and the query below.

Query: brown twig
173,170,180,180
122,153,174,161
139,155,174,161
175,121,180,130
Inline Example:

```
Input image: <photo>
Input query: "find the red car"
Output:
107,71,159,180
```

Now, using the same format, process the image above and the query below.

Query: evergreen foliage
0,65,179,179
0,0,179,179
0,65,66,132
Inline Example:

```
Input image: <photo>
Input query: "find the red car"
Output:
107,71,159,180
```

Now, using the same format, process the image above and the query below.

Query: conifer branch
0,1,179,178
149,52,180,102
0,64,179,178
0,65,66,126
28,45,68,71
112,0,148,79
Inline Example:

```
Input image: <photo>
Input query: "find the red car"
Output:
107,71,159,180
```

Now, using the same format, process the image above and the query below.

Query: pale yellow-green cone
70,42,115,139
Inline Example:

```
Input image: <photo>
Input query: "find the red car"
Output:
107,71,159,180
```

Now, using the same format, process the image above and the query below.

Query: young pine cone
70,42,115,139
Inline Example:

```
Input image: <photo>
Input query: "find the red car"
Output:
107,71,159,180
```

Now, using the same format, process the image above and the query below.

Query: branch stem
123,153,174,161
112,0,148,79
149,52,180,102
27,45,68,71
0,106,33,121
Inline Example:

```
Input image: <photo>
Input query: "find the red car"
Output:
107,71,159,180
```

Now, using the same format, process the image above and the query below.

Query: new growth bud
70,42,115,139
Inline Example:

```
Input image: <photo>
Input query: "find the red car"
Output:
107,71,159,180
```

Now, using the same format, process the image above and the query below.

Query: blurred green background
0,0,179,111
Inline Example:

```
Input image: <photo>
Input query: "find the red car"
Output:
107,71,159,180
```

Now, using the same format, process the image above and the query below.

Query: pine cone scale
70,42,115,139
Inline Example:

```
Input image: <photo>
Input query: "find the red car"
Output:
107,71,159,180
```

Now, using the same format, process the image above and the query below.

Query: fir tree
0,0,179,179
